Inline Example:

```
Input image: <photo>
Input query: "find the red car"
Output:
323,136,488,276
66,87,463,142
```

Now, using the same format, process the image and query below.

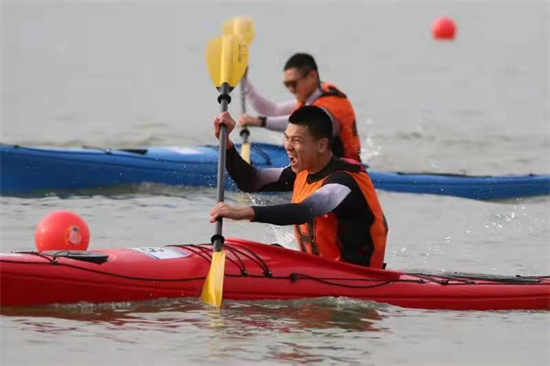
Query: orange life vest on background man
296,82,362,162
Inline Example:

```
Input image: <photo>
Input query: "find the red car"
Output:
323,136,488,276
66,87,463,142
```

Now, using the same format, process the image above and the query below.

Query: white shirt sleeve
242,79,296,117
265,115,291,132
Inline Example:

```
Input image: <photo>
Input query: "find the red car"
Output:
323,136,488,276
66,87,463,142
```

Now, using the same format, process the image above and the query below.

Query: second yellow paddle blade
222,17,255,45
201,250,226,307
240,142,251,163
206,34,249,89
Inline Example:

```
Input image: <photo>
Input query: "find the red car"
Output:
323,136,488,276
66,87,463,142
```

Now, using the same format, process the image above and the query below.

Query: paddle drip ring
217,93,231,104
239,128,250,138
210,234,225,246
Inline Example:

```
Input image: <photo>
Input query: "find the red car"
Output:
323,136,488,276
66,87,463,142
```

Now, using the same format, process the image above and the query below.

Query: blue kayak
1,143,548,200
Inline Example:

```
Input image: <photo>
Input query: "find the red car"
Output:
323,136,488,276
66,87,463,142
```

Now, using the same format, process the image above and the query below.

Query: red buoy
35,211,90,251
433,17,456,40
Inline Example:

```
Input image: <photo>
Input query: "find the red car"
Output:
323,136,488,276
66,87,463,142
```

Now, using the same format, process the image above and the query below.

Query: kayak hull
1,239,548,311
1,144,549,200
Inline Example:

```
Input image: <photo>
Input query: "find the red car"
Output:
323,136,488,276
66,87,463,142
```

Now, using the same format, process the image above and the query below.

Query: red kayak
1,238,548,310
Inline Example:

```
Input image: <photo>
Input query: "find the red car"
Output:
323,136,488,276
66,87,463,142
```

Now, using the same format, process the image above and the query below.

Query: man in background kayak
210,106,388,268
238,53,362,162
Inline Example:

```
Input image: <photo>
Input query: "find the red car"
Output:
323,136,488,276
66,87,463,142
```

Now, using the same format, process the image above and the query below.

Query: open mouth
289,156,298,167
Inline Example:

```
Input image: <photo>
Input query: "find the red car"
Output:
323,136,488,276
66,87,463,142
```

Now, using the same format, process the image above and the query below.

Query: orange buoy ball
432,17,456,40
35,210,90,251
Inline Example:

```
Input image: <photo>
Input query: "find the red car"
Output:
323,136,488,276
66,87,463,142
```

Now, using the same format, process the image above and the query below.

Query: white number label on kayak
132,247,190,260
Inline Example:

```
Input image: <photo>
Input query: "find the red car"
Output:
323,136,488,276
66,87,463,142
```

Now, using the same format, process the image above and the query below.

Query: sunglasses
283,71,310,90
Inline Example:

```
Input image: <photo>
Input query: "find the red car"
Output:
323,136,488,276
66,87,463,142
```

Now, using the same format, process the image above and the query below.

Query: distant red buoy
35,211,90,251
433,17,456,40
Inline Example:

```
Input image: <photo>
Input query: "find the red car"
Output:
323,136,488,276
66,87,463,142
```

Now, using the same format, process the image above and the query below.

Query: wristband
258,116,267,127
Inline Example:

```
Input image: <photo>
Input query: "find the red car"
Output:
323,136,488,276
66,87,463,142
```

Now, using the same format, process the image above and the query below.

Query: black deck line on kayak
5,257,547,290
183,244,268,277
82,147,149,155
175,244,249,276
224,245,248,276
396,171,488,178
289,273,397,289
408,273,474,285
224,244,273,277
395,172,540,178
0,259,207,282
288,273,550,287
81,146,113,154
14,250,110,265
179,244,266,276
82,146,160,157
15,251,57,263
170,245,212,263
118,149,149,155
4,253,548,288
0,257,410,285
37,250,108,264
1,259,409,288
405,272,548,285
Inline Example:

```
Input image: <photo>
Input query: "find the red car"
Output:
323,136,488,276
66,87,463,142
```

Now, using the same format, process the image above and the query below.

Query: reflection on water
1,297,386,334
2,296,549,365
1,298,388,365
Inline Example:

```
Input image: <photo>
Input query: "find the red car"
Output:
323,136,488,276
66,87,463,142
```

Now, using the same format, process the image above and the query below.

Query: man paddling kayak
210,106,388,268
238,53,362,162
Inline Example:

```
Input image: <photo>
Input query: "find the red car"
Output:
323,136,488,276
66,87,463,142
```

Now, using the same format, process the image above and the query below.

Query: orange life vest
296,82,361,162
290,160,388,268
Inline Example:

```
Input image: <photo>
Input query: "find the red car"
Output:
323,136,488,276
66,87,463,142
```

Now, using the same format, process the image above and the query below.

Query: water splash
360,119,383,164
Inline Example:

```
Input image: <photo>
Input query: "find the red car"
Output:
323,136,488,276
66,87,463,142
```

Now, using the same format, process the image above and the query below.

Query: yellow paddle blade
206,34,249,89
222,17,255,45
240,142,251,163
201,251,226,307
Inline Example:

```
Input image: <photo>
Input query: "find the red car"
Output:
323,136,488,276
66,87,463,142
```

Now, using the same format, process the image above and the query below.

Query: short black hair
284,53,318,76
288,106,333,142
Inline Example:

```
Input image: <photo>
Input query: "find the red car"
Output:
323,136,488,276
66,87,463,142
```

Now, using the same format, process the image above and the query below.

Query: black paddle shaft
213,82,231,252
